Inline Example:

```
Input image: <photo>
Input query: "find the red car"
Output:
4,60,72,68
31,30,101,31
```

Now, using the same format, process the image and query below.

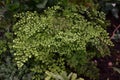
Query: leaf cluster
45,71,84,80
13,3,113,79
0,56,32,80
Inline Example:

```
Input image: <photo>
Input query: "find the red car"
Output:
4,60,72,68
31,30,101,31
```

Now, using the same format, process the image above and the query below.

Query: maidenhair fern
12,3,113,80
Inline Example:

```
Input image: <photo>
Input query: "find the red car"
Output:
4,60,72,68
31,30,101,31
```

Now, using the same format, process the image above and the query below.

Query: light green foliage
113,67,120,74
45,71,84,80
13,3,113,79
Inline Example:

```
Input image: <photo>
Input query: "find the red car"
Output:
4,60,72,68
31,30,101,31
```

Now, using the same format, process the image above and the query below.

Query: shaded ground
98,44,120,80
97,12,120,80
